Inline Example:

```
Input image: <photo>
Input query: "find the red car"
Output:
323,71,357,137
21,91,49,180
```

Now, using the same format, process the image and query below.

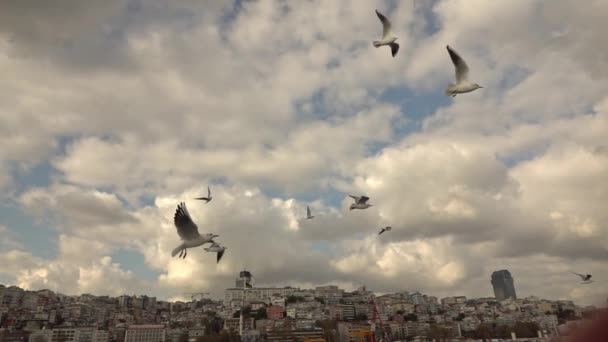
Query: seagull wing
389,42,399,57
208,186,211,198
378,228,386,235
349,195,361,203
447,45,469,83
307,206,311,217
217,249,225,263
571,272,586,281
359,196,370,204
375,10,392,40
174,202,201,241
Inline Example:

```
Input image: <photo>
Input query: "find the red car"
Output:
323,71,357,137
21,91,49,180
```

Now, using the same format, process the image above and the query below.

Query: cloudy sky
0,0,607,305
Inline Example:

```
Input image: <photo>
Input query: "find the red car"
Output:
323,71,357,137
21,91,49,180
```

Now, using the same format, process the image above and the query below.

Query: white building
124,325,165,342
224,287,297,305
28,330,53,342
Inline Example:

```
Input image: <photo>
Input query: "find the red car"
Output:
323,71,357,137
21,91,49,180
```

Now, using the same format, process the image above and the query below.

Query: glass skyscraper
491,269,517,300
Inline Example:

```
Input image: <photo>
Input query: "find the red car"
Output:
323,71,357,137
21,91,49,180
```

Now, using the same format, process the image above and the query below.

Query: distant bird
445,45,482,97
306,206,314,220
195,186,212,204
171,202,218,259
373,9,399,57
378,226,392,235
204,243,227,263
349,195,373,210
571,272,593,283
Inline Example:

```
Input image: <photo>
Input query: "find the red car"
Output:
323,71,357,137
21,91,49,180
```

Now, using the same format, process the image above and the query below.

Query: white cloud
1,0,608,306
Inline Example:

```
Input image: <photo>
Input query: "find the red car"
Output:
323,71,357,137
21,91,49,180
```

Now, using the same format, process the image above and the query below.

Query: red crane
371,297,392,342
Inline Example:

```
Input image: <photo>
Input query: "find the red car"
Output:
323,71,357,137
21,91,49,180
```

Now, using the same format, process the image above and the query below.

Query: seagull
194,186,212,204
306,206,314,220
378,226,392,235
204,242,227,264
171,202,218,259
571,272,593,284
373,9,399,57
445,45,482,97
349,195,373,210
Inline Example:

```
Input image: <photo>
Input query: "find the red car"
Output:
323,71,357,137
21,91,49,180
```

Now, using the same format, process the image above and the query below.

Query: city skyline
0,0,607,309
3,278,589,341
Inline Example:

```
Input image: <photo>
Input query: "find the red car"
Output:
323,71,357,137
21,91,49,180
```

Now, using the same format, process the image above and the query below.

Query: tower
491,270,517,300
236,270,254,288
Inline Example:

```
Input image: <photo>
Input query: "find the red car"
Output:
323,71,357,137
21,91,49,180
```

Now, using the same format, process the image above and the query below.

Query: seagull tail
445,85,455,97
373,41,382,48
171,245,184,258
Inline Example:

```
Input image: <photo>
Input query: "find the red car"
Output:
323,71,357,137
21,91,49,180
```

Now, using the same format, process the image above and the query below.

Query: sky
0,0,607,305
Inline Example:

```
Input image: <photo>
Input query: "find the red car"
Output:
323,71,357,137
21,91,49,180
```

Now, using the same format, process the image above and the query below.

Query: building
314,286,343,305
188,327,205,340
1,286,24,308
28,330,53,342
341,302,356,321
236,270,254,289
124,325,165,342
491,270,517,300
224,287,297,306
223,318,254,332
268,305,285,320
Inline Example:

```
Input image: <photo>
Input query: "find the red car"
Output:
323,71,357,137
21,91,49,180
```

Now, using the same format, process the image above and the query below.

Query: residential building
223,318,254,332
267,305,285,320
124,325,165,342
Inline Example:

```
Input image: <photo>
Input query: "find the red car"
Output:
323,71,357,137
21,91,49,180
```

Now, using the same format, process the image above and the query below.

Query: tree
556,307,575,324
316,320,337,342
355,313,368,321
252,307,267,320
513,321,540,338
455,313,466,321
178,333,190,342
474,324,492,341
404,313,417,322
286,295,304,304
428,325,452,341
195,331,235,342
314,297,325,304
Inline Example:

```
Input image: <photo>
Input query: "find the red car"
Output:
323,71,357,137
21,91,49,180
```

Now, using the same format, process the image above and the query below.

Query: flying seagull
571,272,593,284
204,242,227,263
349,195,373,210
195,186,212,204
445,45,482,97
306,206,314,220
373,9,399,57
171,202,218,259
378,226,392,235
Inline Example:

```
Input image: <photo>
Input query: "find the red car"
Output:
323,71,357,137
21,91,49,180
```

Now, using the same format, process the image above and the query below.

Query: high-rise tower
491,270,517,300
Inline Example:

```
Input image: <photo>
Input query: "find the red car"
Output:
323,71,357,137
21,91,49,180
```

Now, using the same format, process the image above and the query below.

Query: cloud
1,0,608,307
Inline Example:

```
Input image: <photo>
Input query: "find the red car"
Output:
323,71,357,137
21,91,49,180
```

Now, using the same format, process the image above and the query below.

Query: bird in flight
171,202,218,259
373,9,399,57
195,186,212,204
204,242,227,263
445,45,482,97
349,195,373,210
571,272,593,284
378,226,392,235
306,206,314,220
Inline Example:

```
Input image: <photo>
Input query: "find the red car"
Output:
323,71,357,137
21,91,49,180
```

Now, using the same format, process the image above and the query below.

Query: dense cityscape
0,269,602,342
